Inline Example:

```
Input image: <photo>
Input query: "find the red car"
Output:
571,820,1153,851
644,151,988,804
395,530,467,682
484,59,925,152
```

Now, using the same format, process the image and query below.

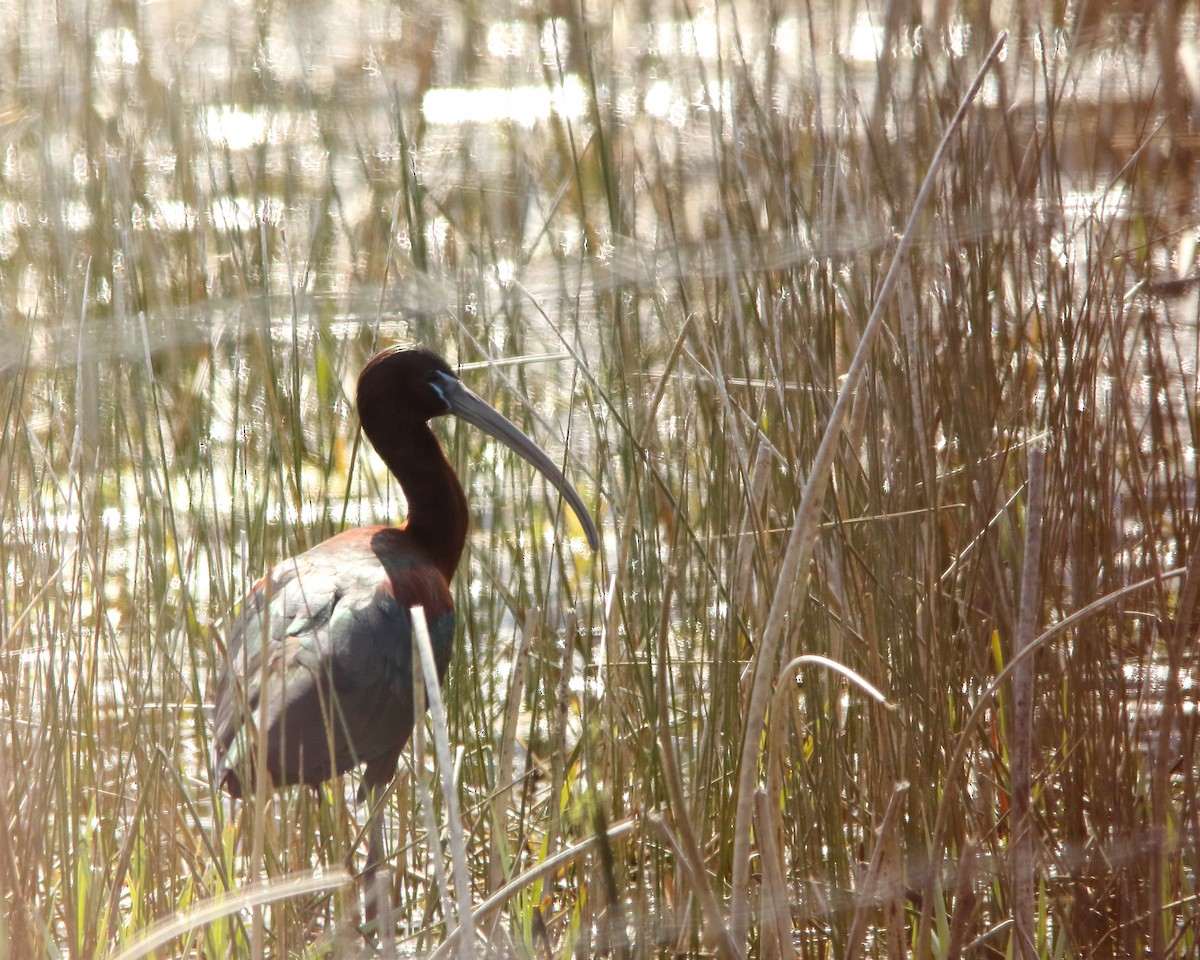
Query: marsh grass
2,1,1199,957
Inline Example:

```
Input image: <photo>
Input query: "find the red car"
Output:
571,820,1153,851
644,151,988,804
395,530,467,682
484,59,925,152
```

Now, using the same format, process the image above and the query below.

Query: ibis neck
367,420,468,582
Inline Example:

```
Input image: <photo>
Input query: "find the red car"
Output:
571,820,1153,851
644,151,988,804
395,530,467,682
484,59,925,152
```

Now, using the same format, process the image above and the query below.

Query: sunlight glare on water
93,27,140,69
203,106,272,150
848,11,884,62
421,74,587,127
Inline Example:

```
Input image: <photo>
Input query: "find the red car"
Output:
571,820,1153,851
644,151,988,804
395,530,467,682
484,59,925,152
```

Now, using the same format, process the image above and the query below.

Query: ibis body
212,346,598,799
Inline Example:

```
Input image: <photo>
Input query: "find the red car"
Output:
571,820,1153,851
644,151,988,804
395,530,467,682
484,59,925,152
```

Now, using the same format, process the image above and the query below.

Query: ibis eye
427,370,451,406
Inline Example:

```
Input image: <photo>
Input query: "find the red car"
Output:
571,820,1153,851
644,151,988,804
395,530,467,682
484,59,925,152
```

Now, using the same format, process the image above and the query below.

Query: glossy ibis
211,346,599,906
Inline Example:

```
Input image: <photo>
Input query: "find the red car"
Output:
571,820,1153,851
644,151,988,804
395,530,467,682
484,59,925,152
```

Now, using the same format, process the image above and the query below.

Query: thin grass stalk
844,780,909,960
412,604,477,960
879,799,907,960
547,608,576,858
655,569,744,960
1150,510,1200,954
249,585,275,959
729,33,1009,948
411,615,453,950
944,841,978,960
592,806,632,960
1010,446,1045,959
488,606,537,893
754,788,793,960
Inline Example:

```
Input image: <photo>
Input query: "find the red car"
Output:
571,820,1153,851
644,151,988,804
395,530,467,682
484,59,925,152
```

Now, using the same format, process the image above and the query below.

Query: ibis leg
362,787,396,957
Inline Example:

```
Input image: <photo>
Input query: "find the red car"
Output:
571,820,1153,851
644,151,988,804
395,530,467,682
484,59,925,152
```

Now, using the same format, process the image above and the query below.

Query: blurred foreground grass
2,1,1199,957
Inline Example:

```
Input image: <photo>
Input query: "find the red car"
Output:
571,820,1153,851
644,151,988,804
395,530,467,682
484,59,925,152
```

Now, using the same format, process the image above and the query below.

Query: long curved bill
434,373,600,551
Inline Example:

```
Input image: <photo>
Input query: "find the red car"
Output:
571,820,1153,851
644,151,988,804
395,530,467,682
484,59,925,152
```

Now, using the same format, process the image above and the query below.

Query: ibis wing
212,530,455,795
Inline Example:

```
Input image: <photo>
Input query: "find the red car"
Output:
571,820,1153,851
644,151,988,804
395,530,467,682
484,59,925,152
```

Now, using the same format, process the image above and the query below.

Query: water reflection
422,75,587,127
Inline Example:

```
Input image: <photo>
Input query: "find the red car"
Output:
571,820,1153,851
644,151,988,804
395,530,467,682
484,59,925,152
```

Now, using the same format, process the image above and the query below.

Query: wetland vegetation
1,1,1198,957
